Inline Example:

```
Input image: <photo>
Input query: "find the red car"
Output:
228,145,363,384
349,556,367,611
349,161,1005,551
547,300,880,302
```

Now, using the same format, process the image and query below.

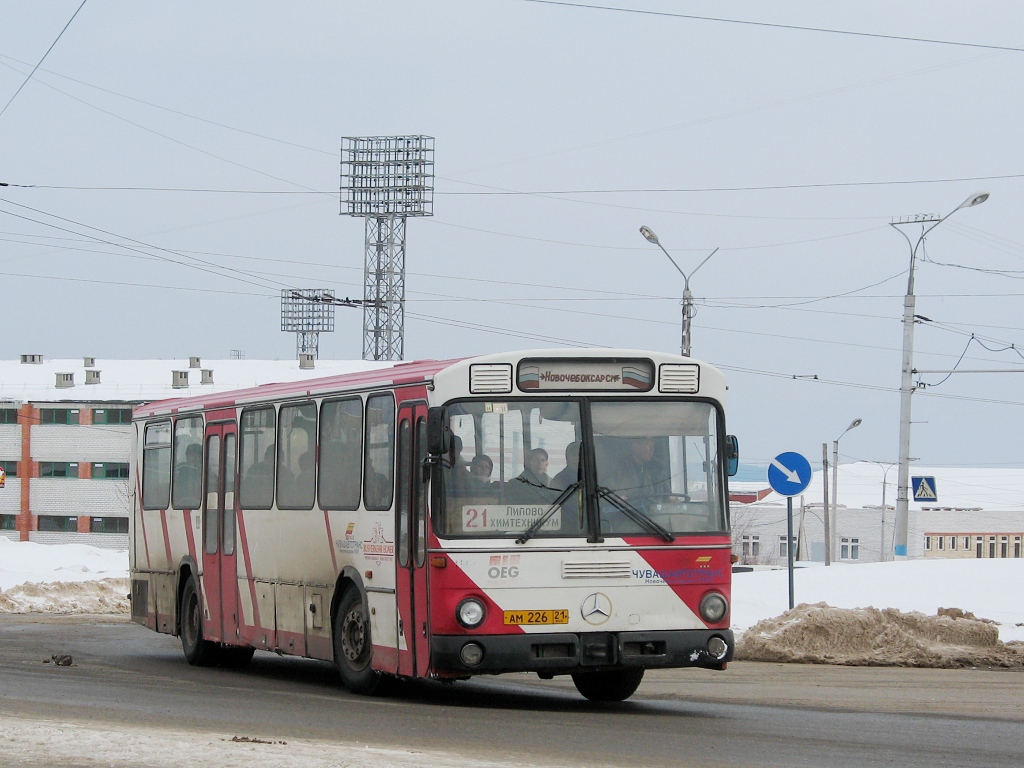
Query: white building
730,462,1024,565
0,355,392,548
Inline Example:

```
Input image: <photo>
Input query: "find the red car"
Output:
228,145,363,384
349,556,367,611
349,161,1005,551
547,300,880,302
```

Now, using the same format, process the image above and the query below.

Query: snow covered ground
2,537,1022,642
2,539,1022,766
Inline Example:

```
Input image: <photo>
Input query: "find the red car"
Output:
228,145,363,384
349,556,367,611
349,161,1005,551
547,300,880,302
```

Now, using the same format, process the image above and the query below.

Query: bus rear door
201,420,241,646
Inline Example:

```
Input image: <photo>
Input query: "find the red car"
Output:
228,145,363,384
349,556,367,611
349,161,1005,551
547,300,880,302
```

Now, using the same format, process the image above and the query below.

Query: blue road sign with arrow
768,452,813,497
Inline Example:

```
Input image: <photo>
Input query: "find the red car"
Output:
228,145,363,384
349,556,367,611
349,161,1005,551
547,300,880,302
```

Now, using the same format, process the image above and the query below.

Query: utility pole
890,191,989,558
822,443,830,566
831,418,862,563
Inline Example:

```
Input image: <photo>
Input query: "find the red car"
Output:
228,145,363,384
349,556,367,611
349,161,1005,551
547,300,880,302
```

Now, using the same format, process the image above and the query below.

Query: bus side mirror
725,434,739,477
426,407,451,457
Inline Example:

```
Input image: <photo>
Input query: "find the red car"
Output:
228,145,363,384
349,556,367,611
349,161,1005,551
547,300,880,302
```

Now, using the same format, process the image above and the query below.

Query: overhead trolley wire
0,0,89,121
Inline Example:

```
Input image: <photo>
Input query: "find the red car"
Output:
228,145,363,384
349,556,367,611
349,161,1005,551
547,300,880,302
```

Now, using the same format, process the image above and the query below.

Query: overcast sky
2,1,1023,471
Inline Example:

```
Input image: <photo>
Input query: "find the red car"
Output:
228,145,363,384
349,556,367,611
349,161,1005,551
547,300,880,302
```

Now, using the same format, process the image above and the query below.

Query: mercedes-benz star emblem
580,592,612,625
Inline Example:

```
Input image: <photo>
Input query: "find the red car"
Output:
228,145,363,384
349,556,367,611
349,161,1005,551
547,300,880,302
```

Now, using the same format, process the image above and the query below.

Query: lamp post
891,191,989,559
830,418,862,563
639,225,719,358
872,461,896,562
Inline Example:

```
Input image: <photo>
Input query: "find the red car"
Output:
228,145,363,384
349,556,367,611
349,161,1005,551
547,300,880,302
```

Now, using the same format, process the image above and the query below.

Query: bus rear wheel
334,587,383,694
571,668,645,702
180,577,221,667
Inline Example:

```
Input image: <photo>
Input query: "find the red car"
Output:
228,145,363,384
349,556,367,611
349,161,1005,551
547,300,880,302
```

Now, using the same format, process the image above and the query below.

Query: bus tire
333,587,383,694
180,577,221,667
571,668,645,702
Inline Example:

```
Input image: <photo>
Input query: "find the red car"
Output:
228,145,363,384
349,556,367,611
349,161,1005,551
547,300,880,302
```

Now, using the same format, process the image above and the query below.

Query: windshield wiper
596,486,675,542
516,481,581,545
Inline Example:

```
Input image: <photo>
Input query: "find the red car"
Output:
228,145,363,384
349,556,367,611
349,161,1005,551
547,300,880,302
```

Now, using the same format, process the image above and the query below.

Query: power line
0,0,88,120
0,51,337,157
0,198,290,292
518,0,1024,54
436,173,1024,196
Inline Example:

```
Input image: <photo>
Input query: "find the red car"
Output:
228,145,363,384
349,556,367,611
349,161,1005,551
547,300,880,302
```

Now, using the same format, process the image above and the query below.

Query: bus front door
201,422,241,646
396,403,431,677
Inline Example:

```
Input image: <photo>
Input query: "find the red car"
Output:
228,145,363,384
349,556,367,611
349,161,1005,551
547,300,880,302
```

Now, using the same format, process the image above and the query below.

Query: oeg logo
488,554,521,579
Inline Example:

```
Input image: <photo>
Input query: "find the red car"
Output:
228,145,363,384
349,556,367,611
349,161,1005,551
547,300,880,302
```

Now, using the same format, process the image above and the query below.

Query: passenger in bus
173,443,203,508
467,454,499,497
242,445,276,506
507,448,557,503
552,441,580,490
280,450,315,508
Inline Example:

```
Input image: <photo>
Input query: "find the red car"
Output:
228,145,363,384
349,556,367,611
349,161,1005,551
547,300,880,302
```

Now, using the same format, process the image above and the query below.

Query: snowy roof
741,461,1024,513
0,356,397,404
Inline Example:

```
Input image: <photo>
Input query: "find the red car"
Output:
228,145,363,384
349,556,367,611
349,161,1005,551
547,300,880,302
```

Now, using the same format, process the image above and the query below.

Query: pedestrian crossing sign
912,476,937,502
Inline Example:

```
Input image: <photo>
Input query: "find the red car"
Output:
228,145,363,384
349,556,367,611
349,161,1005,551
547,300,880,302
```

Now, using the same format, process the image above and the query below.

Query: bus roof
133,357,462,417
132,348,723,418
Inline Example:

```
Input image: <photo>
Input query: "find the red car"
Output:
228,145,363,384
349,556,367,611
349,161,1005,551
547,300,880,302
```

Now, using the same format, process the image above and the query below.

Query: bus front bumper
431,629,733,676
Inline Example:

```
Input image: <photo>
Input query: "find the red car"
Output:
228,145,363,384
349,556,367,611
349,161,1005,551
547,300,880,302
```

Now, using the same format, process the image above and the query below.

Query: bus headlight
699,592,728,624
456,598,486,628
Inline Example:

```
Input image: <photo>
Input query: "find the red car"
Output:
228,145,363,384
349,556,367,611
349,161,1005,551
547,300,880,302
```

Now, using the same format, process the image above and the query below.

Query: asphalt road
1,615,1022,768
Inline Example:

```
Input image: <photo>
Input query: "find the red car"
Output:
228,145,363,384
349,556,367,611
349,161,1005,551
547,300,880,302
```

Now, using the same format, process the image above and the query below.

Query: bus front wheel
333,587,383,694
180,577,221,667
571,668,645,702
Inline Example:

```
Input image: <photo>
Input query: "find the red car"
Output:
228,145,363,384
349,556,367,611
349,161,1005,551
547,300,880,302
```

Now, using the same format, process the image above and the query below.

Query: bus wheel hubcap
342,607,365,662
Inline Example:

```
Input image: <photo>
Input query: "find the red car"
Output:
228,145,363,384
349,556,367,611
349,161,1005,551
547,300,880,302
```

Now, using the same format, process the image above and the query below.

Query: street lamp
829,418,862,564
871,461,897,562
891,191,989,559
639,225,719,357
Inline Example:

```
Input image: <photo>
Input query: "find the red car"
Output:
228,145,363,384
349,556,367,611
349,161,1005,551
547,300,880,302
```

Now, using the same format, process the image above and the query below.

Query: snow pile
731,558,1024,643
0,538,128,614
736,602,1024,668
0,578,129,613
0,538,127,589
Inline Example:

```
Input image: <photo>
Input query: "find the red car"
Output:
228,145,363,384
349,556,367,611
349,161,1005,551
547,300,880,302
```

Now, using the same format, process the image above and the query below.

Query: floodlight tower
280,289,337,359
341,135,435,361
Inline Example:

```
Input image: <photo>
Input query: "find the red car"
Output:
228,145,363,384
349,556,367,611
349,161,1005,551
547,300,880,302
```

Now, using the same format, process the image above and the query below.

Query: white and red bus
129,348,738,701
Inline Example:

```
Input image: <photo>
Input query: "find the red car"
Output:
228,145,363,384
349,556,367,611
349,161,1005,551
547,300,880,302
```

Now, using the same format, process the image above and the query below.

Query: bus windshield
435,399,727,539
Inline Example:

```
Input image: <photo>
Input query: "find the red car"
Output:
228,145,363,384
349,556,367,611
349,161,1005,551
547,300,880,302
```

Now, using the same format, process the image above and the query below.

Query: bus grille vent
659,364,700,394
561,560,632,579
469,364,513,394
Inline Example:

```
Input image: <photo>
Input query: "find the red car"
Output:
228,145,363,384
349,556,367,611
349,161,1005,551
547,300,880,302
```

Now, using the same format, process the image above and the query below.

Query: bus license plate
503,609,569,626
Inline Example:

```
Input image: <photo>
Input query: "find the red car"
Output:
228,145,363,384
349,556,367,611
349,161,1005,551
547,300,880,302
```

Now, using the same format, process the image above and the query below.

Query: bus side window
364,394,395,511
319,397,363,510
171,416,204,510
277,402,317,510
142,421,171,510
239,407,276,509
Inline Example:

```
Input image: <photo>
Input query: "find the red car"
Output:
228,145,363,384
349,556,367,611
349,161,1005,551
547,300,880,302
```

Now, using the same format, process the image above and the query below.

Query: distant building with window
730,462,1024,564
0,355,389,548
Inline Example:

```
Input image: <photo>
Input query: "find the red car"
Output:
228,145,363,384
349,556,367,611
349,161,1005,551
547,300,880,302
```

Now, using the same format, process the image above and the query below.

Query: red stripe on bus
323,509,338,574
428,556,524,636
625,538,732,628
136,477,152,568
236,509,262,629
183,509,197,565
159,510,172,565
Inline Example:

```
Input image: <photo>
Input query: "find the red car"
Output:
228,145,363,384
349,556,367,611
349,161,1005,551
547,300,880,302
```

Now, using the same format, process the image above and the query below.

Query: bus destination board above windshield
516,359,654,392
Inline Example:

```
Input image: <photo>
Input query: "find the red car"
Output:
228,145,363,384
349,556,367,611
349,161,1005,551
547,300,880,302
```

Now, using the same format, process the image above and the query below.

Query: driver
612,437,671,500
